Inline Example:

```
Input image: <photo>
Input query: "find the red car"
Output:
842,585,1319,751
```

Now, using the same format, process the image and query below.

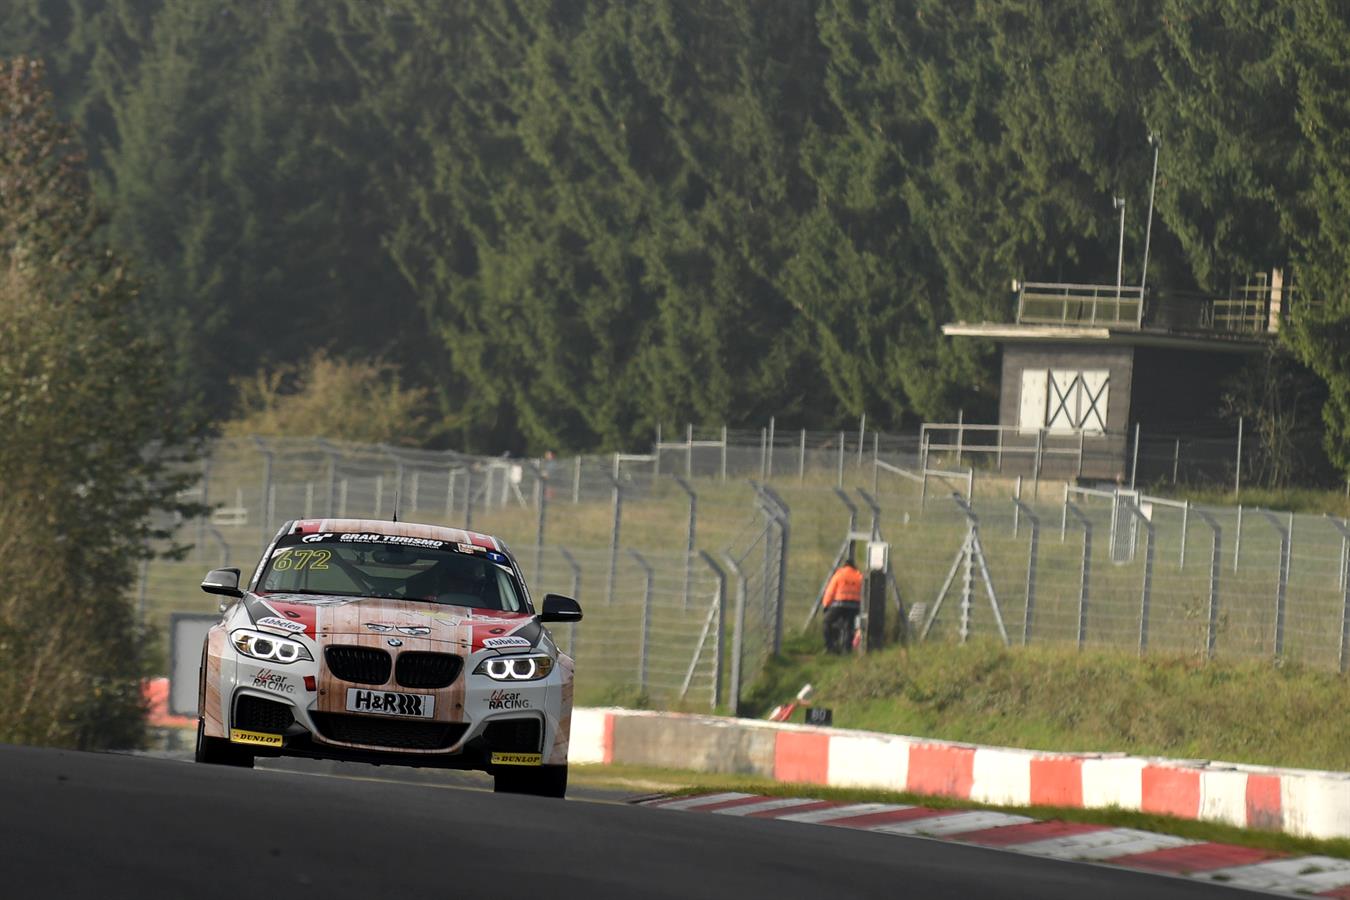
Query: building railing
1016,281,1145,328
1017,276,1293,335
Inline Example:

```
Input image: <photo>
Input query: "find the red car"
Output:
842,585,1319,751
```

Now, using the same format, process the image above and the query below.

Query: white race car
194,518,582,798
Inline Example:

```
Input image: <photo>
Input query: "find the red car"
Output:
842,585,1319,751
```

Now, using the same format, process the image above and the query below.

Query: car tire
494,764,567,798
194,719,255,769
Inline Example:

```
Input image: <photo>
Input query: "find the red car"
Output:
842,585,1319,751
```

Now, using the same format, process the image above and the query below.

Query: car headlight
475,654,554,682
231,629,313,664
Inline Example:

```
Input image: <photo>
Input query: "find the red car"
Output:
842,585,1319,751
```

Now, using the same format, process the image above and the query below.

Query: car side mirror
539,594,582,624
201,567,243,599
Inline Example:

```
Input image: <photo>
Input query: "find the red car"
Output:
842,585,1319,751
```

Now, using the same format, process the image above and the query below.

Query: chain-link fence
891,485,1350,670
143,437,799,711
141,433,1350,718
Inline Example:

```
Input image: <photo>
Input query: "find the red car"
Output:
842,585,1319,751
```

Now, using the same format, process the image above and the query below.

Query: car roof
285,518,506,553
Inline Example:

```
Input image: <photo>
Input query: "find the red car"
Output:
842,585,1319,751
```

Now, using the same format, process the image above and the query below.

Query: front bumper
221,651,568,769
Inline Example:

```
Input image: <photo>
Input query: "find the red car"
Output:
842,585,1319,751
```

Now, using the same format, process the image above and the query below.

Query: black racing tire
493,764,567,798
194,719,255,769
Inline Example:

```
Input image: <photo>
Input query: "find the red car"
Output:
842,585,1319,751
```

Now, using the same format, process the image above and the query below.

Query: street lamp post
1140,132,1161,296
1113,196,1126,300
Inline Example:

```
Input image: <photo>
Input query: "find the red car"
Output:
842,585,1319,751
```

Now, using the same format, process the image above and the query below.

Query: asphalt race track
0,744,1264,899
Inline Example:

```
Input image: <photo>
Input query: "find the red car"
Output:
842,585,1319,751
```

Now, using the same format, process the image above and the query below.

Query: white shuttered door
1018,370,1047,431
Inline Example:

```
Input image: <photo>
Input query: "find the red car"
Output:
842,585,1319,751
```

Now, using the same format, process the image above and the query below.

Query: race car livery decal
294,518,504,554
471,618,540,652
242,594,278,627
483,636,531,651
256,615,306,635
231,728,283,747
249,668,297,695
262,600,318,638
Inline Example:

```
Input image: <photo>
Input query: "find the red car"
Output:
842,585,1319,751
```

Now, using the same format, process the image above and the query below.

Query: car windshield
258,537,525,612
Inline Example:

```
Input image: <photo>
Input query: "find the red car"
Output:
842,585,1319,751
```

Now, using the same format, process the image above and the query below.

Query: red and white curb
636,792,1350,897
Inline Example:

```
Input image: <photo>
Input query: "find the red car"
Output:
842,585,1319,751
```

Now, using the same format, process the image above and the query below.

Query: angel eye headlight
475,654,554,681
231,629,312,664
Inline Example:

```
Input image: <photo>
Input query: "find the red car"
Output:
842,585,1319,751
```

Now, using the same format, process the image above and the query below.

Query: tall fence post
720,425,728,482
1011,497,1039,645
558,547,581,659
604,475,623,606
856,488,881,540
1192,510,1222,659
1233,504,1243,572
766,416,775,479
1034,428,1045,495
1065,502,1093,650
1123,499,1155,654
195,457,214,561
532,462,548,586
1257,509,1290,660
464,466,474,530
834,487,858,537
1235,416,1244,495
1330,513,1349,593
723,554,748,716
858,413,866,469
318,439,339,516
701,552,728,708
629,550,653,696
1179,500,1190,569
674,475,697,611
798,428,807,483
753,482,791,656
872,434,881,494
572,456,582,504
254,437,274,550
837,430,845,488
1328,518,1350,673
955,409,964,468
1130,423,1141,490
686,423,694,479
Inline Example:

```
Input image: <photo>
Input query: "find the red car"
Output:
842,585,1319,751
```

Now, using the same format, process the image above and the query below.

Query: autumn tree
0,58,199,748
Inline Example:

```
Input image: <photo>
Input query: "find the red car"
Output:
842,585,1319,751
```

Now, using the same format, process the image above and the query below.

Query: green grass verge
570,762,1350,860
742,636,1350,772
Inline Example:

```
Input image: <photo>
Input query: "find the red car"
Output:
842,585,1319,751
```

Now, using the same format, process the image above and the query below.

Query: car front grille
395,651,463,689
482,718,542,753
234,694,294,733
309,713,468,750
324,645,392,685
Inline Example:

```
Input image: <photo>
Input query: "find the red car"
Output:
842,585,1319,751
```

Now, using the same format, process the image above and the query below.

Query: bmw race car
194,518,582,798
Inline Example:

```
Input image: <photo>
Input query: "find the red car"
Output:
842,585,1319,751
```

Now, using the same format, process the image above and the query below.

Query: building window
1018,369,1109,434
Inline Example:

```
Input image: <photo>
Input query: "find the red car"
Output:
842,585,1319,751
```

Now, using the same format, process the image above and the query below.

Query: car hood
243,593,539,652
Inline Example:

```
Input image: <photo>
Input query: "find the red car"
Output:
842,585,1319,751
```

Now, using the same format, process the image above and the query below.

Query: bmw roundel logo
387,638,403,647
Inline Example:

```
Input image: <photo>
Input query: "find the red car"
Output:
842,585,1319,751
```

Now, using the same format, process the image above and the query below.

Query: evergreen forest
6,0,1350,473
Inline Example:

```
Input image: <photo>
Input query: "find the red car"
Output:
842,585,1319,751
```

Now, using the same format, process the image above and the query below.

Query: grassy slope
743,635,1350,771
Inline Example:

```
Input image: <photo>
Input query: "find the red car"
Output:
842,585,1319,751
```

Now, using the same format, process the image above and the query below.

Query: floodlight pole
1141,133,1161,295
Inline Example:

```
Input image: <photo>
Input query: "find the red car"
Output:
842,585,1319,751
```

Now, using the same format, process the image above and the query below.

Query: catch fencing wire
154,437,789,711
883,485,1350,671
149,435,1350,703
